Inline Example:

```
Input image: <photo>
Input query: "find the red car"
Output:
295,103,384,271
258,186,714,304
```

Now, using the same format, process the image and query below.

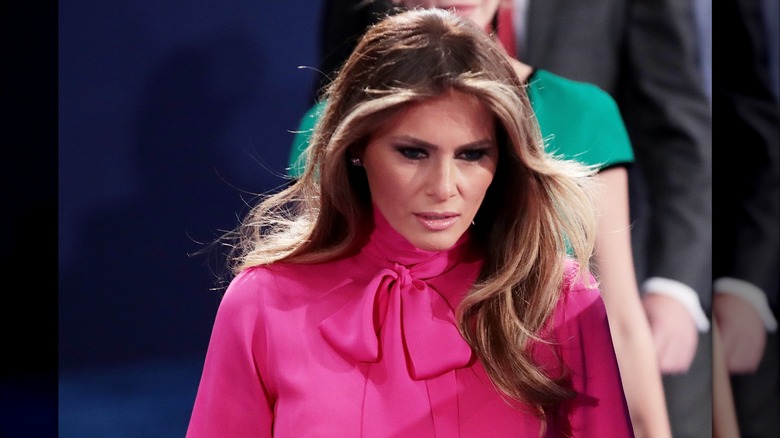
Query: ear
347,147,364,163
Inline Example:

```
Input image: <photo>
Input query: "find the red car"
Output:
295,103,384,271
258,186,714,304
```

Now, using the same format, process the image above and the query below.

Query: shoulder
299,100,327,128
540,260,611,349
530,69,621,118
222,257,366,307
290,100,328,177
217,266,281,314
220,264,308,305
530,69,634,168
558,259,604,317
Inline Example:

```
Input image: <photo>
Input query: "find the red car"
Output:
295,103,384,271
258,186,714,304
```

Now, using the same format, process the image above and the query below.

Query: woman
188,9,632,437
290,2,672,436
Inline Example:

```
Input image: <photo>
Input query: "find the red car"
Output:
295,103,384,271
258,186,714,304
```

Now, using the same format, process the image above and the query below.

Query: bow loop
400,280,473,379
319,262,473,380
319,270,397,363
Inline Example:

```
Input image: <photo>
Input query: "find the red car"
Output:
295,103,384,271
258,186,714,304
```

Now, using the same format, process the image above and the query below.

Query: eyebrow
390,135,495,150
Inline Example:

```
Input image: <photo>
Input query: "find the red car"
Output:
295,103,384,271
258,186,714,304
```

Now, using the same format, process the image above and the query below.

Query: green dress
287,69,634,177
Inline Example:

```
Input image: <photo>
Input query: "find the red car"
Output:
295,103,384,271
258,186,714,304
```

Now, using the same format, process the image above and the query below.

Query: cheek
467,170,497,204
364,165,411,206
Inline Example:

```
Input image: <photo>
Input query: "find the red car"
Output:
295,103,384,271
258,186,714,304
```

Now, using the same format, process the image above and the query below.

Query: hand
642,293,699,374
713,293,766,374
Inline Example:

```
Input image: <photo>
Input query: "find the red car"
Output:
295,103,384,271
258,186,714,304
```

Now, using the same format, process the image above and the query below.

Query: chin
410,233,463,252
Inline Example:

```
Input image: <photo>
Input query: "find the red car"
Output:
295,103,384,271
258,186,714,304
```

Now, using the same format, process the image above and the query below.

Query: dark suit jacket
519,0,714,309
712,5,780,437
713,0,779,308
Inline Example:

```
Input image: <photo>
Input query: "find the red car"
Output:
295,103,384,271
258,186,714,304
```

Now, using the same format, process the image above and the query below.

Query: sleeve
578,84,635,170
714,278,778,332
186,268,275,438
530,70,635,171
554,270,635,437
623,0,713,309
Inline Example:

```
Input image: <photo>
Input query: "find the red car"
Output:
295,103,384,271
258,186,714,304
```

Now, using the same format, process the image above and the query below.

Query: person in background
712,0,780,435
500,1,713,436
187,9,633,437
291,1,671,435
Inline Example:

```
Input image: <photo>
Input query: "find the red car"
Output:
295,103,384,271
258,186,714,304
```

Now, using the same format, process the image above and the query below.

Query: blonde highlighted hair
224,8,598,422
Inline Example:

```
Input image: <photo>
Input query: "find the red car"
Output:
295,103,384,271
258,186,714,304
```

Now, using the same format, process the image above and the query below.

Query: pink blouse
187,211,633,437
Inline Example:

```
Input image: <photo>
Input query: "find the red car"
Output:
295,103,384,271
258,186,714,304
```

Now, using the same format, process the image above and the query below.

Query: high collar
362,206,473,272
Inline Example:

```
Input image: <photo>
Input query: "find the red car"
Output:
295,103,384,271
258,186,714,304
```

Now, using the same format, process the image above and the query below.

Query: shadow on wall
58,30,271,371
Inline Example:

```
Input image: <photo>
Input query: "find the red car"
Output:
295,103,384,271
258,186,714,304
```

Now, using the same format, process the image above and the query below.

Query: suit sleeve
186,269,275,437
622,0,714,309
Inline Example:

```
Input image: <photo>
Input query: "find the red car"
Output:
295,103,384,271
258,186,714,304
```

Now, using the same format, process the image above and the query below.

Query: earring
351,158,363,167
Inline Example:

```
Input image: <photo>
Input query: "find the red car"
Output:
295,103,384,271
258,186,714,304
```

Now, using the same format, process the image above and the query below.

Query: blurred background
56,1,318,436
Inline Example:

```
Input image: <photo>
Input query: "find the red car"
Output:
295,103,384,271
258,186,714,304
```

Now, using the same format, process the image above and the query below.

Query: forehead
379,90,495,135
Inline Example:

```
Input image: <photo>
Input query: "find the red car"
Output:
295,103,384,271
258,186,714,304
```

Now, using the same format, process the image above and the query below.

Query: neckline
363,206,474,268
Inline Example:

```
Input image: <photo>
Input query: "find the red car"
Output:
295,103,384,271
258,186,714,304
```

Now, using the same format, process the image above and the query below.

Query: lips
415,213,460,231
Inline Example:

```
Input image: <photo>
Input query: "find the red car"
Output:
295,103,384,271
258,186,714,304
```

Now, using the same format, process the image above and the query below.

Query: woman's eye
459,149,489,161
396,147,427,160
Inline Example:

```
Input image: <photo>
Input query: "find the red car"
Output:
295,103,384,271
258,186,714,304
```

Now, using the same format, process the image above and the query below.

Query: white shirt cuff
642,277,711,332
714,277,778,332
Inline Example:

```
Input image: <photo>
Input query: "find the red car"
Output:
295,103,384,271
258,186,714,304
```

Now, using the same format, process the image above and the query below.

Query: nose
427,159,458,201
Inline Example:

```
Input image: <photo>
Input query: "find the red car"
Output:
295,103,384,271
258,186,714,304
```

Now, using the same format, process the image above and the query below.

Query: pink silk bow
319,209,477,380
319,262,474,380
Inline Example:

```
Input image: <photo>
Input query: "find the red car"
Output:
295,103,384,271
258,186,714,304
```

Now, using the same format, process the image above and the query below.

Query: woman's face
361,90,499,251
398,0,502,30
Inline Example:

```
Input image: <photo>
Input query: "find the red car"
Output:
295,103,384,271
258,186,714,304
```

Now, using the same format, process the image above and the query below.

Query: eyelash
458,149,489,161
394,146,489,162
396,147,427,160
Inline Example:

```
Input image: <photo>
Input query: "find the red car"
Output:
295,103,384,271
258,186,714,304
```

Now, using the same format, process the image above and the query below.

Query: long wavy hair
224,8,598,423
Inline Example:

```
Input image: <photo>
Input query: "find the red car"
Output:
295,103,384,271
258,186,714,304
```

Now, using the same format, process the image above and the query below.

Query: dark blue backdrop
57,1,320,435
